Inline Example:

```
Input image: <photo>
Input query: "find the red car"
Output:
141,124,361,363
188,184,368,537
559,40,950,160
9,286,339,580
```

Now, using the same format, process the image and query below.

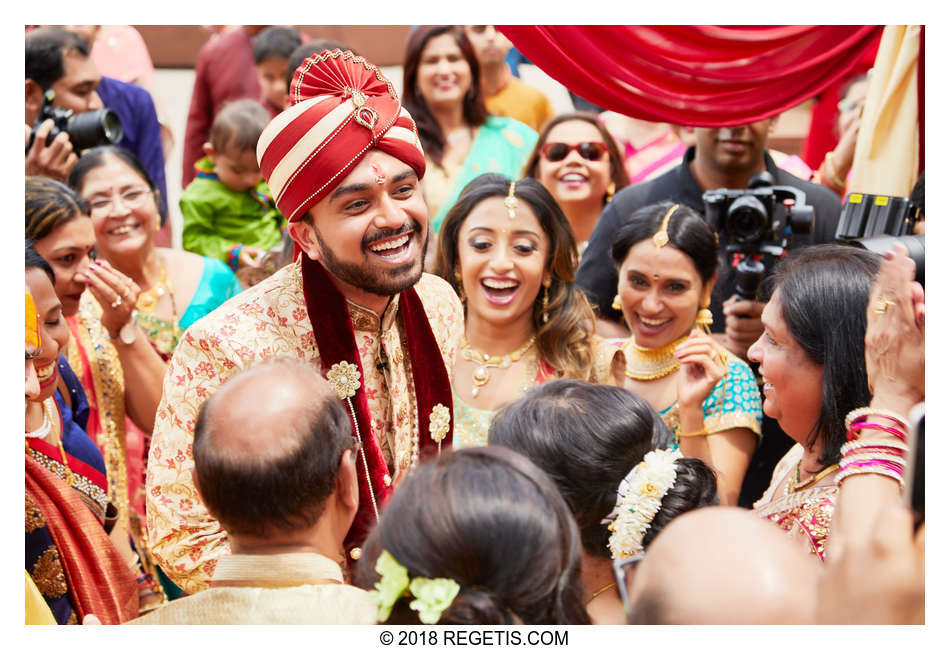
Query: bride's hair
355,446,590,624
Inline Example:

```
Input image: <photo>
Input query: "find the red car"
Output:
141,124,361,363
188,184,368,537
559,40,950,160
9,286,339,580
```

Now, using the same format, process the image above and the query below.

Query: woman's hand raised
865,243,924,414
84,259,141,338
676,328,727,410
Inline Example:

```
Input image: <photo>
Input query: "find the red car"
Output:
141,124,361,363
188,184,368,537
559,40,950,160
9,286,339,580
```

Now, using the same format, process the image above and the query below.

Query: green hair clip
368,550,461,624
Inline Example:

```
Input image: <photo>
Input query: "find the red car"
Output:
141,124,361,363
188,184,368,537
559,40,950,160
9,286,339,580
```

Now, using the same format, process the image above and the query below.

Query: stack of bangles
836,407,910,488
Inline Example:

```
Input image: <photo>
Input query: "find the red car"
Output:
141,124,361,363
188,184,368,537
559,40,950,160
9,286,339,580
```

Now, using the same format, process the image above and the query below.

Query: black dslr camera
26,89,123,153
835,192,924,287
703,172,814,299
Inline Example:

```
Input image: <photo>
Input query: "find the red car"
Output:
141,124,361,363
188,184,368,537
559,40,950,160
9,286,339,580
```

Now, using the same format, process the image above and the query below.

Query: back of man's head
192,359,354,537
629,507,818,624
26,26,90,88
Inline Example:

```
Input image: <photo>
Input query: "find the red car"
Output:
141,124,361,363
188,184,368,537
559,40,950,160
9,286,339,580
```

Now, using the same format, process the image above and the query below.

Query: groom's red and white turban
257,49,426,223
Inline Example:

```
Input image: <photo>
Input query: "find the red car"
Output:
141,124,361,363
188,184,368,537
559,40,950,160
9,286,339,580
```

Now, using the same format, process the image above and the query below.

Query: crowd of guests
24,25,924,626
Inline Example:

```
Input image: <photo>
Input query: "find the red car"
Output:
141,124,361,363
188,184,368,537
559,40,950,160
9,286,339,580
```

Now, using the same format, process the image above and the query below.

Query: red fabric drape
498,26,883,127
26,455,139,624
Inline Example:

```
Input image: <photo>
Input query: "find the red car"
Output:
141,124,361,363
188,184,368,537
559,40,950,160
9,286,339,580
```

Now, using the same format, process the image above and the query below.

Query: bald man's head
628,507,818,624
192,359,354,536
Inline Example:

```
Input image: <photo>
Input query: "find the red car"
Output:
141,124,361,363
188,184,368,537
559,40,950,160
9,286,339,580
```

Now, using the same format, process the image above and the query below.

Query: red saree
25,454,139,624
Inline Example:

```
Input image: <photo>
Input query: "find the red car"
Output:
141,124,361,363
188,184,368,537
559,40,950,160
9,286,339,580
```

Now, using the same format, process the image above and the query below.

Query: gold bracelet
679,426,709,438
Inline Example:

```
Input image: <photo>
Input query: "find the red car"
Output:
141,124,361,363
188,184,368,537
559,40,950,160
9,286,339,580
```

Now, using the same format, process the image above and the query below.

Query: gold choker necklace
461,335,536,397
621,334,690,381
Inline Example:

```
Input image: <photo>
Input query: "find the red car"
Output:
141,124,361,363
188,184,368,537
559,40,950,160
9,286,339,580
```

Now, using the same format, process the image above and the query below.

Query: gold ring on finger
111,296,122,309
873,295,895,316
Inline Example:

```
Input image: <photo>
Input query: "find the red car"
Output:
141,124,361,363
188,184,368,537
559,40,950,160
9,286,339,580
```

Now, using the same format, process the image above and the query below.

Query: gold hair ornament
652,204,679,248
503,181,518,220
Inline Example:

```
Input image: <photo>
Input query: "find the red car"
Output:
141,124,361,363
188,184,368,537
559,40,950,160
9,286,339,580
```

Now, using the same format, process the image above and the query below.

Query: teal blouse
658,353,763,450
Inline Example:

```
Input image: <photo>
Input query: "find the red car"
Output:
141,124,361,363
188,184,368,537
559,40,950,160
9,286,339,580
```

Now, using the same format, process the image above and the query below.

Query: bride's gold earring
455,270,465,306
612,294,622,311
605,182,616,204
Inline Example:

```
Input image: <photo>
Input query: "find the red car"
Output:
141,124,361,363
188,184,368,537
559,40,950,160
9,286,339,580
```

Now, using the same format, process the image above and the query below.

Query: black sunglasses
612,553,645,623
540,141,608,163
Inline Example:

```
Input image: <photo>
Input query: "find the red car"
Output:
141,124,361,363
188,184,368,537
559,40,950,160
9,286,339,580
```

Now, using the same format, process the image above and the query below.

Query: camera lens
726,195,768,243
66,108,123,151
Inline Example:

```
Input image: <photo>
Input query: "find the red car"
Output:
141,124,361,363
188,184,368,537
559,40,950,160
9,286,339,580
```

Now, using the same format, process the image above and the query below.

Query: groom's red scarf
301,256,453,557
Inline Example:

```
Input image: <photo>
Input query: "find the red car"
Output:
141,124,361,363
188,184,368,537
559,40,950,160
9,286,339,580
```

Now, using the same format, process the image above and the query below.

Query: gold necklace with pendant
460,335,536,398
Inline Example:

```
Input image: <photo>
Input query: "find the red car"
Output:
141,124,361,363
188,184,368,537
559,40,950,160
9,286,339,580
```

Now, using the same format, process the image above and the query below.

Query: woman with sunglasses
402,26,538,235
435,175,621,448
524,113,629,257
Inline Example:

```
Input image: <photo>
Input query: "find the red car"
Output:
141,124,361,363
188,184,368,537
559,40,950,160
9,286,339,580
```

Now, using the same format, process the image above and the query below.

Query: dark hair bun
443,587,513,624
641,456,720,549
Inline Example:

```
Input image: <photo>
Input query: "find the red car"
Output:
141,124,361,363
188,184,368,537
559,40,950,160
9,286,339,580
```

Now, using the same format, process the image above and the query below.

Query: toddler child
180,99,284,271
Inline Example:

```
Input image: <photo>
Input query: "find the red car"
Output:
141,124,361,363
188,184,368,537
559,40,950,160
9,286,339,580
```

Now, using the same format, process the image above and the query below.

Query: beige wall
138,25,411,68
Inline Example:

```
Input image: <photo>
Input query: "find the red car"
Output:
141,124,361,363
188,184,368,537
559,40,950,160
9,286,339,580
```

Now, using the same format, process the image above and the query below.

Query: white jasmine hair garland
601,448,682,559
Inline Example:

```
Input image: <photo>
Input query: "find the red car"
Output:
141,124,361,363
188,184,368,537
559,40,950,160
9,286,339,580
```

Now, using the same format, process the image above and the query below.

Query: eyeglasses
612,553,645,624
87,187,153,217
541,142,608,163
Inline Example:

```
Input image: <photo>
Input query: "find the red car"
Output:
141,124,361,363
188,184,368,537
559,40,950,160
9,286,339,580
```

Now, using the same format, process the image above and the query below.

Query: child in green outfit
180,99,285,271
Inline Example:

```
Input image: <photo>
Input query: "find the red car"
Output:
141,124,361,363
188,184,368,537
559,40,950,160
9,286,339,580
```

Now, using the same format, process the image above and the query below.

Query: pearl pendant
473,366,488,383
472,387,479,398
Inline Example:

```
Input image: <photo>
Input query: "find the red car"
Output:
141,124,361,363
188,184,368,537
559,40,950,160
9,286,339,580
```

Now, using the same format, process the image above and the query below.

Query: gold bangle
679,426,709,438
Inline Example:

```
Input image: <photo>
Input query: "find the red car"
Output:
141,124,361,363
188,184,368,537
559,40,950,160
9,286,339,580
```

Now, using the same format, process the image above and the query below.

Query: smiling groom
146,50,462,594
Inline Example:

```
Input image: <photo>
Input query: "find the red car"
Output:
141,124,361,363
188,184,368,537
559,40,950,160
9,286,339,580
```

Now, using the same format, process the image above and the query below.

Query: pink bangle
845,408,910,431
841,446,905,460
835,465,905,488
848,421,907,442
841,458,904,472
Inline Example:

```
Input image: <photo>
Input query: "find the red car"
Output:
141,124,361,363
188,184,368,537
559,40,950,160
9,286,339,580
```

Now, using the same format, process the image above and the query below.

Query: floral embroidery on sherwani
146,260,462,594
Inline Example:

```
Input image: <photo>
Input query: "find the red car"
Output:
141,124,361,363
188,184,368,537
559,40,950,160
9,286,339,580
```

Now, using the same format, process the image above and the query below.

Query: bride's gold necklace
620,334,690,381
461,335,536,398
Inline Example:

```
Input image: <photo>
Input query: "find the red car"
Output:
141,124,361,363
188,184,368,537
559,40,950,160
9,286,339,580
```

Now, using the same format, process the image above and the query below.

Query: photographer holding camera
576,118,843,506
577,119,842,356
26,27,169,241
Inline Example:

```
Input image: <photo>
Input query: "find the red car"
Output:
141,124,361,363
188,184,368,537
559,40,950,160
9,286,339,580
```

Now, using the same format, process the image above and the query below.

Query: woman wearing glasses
524,113,629,257
68,147,242,363
62,148,240,547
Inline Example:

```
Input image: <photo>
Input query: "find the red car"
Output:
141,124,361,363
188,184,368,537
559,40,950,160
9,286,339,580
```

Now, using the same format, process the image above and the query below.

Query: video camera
26,89,123,153
702,172,814,300
835,192,924,287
